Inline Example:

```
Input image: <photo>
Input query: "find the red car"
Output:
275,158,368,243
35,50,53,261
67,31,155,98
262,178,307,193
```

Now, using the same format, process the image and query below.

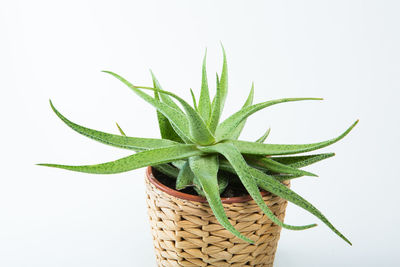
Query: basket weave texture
145,170,289,267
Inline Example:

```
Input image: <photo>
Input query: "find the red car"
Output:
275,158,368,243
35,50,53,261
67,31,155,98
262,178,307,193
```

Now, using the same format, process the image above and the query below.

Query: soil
152,167,250,198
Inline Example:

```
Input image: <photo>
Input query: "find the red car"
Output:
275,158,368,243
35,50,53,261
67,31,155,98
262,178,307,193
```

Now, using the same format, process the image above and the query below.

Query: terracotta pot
145,166,289,267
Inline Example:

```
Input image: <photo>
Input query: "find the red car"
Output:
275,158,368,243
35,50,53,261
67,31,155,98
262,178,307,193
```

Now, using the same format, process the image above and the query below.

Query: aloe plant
39,46,357,245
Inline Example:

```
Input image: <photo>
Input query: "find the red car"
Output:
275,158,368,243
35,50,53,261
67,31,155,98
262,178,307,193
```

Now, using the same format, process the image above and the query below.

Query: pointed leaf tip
234,120,358,156
198,49,211,122
190,88,197,109
115,122,126,136
220,42,226,52
255,127,271,143
345,119,360,131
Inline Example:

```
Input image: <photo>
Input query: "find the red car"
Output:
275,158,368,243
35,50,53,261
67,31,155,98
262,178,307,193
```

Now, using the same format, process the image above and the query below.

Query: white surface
1,1,399,266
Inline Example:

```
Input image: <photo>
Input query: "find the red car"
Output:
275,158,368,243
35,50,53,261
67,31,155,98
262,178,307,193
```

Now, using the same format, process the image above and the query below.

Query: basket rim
146,166,273,204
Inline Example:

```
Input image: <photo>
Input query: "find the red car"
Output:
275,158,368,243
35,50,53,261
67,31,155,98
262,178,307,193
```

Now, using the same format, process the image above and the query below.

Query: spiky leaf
190,89,198,110
150,71,184,114
272,153,335,168
198,50,211,122
250,166,352,245
230,83,255,139
200,142,317,231
103,71,192,143
256,128,271,143
208,46,228,132
189,155,253,243
219,44,228,107
135,86,215,145
270,174,303,182
233,120,358,155
115,122,126,136
152,73,184,143
49,100,178,151
217,159,303,182
246,156,318,177
38,144,201,174
208,73,223,133
176,161,194,190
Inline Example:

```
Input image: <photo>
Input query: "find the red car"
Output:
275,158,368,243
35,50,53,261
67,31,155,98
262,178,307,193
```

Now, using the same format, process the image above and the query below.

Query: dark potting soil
152,167,250,198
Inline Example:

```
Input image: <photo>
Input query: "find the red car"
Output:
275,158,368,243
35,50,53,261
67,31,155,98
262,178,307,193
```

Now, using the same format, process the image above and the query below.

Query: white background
1,1,399,266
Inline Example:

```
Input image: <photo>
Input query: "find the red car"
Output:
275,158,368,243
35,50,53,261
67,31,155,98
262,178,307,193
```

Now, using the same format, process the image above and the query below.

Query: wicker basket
145,166,289,267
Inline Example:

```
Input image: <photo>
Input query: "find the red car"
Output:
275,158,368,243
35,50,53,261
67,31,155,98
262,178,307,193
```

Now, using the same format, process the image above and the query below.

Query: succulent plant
39,46,357,245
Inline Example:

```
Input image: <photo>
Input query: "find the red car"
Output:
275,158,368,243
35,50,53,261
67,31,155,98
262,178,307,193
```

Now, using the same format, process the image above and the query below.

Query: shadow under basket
145,166,290,267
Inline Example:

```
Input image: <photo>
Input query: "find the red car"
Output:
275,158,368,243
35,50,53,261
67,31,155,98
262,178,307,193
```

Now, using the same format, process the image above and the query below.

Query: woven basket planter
145,166,290,267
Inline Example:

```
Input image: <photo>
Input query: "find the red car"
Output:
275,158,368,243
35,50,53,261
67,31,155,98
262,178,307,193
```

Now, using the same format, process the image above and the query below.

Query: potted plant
39,46,357,267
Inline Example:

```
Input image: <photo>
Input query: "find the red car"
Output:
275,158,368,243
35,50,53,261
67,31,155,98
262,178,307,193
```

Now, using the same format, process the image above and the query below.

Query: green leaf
103,71,192,143
193,174,227,196
173,159,229,193
218,159,236,174
170,160,186,169
38,144,201,174
245,156,318,177
192,176,206,197
271,174,303,182
150,70,184,114
216,98,323,141
208,43,228,133
250,167,352,245
190,89,198,110
189,155,253,243
230,82,255,140
233,120,358,155
152,72,185,143
135,86,215,145
243,83,255,107
175,161,194,190
154,90,185,143
153,164,179,179
198,50,211,122
218,173,229,194
218,44,228,109
272,153,335,168
115,122,126,136
200,142,317,231
210,72,220,108
256,128,271,143
208,73,222,133
49,100,178,151
218,158,351,245
217,159,303,183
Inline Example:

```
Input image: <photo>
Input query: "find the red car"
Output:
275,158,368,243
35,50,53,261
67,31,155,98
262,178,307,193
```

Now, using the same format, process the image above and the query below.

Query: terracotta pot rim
146,166,272,204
